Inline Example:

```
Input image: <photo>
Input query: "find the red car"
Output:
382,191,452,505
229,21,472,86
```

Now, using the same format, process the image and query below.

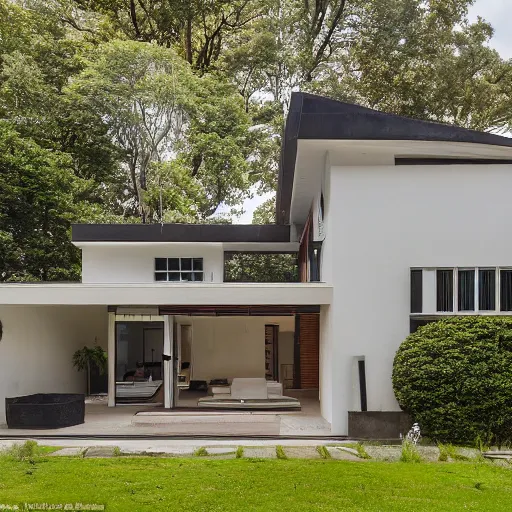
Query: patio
0,391,331,438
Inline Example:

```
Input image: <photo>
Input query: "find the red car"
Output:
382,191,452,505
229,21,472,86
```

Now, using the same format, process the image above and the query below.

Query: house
2,92,512,436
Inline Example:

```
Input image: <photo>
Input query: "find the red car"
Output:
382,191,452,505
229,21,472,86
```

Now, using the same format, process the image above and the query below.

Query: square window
181,272,192,281
193,258,203,271
193,272,203,282
181,258,192,271
155,258,167,271
168,258,180,271
168,272,180,281
155,272,167,282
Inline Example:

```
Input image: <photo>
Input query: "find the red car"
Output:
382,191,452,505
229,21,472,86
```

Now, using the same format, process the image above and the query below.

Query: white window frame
415,266,512,315
154,257,204,282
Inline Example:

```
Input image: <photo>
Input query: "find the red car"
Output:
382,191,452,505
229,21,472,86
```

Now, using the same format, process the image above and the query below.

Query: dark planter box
6,393,85,429
348,411,412,440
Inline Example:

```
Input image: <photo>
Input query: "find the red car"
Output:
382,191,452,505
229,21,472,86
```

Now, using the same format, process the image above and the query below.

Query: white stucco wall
174,316,294,383
0,306,108,424
325,161,512,434
81,243,224,283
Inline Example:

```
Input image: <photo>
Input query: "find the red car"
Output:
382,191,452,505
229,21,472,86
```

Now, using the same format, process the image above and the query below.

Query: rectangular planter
6,393,85,429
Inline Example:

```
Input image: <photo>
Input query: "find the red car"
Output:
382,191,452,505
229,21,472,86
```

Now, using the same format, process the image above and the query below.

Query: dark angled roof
72,223,291,243
276,92,512,224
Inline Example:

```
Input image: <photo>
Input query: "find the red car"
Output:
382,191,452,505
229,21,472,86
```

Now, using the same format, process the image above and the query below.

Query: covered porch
0,283,332,436
0,390,330,437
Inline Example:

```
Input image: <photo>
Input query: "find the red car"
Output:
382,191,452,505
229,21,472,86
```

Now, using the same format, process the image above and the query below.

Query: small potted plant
72,340,107,396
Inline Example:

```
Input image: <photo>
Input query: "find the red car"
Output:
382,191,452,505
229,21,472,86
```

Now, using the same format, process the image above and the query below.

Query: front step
132,412,281,436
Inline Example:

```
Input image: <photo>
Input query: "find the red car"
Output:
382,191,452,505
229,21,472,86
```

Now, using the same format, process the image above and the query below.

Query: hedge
392,316,512,446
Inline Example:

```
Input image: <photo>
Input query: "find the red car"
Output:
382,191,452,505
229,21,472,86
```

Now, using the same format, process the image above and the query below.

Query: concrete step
131,413,281,436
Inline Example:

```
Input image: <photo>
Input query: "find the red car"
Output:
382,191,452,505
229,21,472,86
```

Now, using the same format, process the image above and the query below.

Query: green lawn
0,456,511,511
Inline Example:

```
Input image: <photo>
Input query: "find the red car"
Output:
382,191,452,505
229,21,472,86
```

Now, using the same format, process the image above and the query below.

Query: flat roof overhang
72,223,291,244
0,283,332,306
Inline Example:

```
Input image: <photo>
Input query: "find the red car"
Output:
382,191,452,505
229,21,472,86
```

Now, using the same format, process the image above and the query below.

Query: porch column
163,315,174,408
107,312,116,407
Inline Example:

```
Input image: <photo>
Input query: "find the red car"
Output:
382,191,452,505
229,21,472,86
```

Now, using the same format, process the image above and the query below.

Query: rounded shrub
392,316,512,445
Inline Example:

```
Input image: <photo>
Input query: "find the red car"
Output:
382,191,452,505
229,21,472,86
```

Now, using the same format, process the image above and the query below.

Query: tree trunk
87,361,91,397
185,17,193,64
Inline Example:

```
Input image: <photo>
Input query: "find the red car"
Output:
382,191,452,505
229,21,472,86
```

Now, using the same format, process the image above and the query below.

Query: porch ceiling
0,282,332,306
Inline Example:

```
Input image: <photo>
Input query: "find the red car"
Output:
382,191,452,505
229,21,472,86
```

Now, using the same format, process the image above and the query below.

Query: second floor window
155,258,203,282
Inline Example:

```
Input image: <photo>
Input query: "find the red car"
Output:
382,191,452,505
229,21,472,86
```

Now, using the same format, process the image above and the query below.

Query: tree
0,0,124,213
66,40,256,221
65,40,194,222
70,0,268,71
72,344,108,396
224,253,298,282
317,0,512,131
393,317,512,446
252,196,275,224
0,122,101,281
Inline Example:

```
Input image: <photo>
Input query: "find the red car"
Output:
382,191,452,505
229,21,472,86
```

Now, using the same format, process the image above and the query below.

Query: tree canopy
1,0,512,280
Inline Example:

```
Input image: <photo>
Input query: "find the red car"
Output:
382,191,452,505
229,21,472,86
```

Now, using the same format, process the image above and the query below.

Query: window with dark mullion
479,269,496,311
500,269,512,311
437,269,453,312
458,269,475,311
410,269,422,313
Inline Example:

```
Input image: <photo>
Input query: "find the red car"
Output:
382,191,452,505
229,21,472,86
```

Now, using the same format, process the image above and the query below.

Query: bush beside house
392,317,512,446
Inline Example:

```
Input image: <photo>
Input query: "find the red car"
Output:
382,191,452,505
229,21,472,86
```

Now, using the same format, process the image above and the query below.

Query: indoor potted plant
72,340,107,396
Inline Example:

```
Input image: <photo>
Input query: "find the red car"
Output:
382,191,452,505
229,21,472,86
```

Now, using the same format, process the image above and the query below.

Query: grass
235,446,244,459
1,455,512,511
316,446,331,459
275,445,287,460
338,443,371,459
438,444,470,462
3,441,61,461
400,441,422,463
194,447,208,457
354,443,371,460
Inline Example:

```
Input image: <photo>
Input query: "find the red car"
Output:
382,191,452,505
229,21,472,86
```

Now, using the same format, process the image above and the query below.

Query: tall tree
313,0,512,131
0,123,101,281
66,40,256,221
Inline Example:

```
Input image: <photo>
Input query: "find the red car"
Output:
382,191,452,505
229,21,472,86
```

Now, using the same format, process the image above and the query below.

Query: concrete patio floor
0,391,332,438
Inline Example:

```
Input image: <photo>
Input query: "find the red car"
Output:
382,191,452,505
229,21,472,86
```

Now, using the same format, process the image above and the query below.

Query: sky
232,0,512,224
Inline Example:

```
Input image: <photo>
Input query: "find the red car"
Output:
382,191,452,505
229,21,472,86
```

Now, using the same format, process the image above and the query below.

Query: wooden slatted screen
299,314,319,389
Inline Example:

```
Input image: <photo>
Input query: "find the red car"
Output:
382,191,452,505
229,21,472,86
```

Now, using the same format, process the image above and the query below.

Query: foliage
0,123,101,282
6,441,39,462
316,445,331,459
252,197,276,224
194,447,208,457
318,1,512,131
355,443,371,460
235,446,244,459
224,253,298,283
438,443,469,462
400,440,422,463
72,345,108,374
3,0,512,280
275,445,287,459
393,317,512,446
66,40,255,221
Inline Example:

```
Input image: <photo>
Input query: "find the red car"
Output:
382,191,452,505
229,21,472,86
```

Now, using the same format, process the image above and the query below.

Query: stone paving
0,439,496,462
242,446,277,459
